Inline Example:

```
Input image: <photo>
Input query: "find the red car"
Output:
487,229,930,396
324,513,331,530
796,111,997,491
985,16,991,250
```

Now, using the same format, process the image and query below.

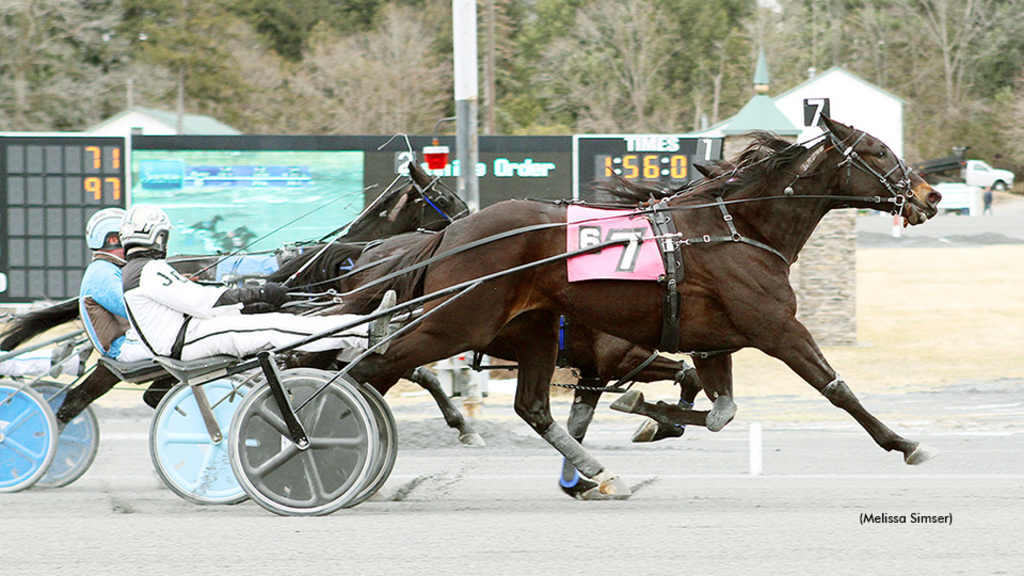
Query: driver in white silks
118,205,396,363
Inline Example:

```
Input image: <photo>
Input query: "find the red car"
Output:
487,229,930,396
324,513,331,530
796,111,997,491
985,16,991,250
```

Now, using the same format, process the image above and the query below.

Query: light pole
452,0,480,214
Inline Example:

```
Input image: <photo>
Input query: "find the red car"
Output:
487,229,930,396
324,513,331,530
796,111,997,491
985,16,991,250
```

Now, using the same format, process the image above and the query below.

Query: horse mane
268,241,369,290
712,131,805,194
0,298,81,351
587,176,679,207
341,231,445,314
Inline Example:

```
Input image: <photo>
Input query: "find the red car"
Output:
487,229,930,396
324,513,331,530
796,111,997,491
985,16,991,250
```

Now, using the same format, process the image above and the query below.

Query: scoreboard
574,134,722,201
1,136,126,301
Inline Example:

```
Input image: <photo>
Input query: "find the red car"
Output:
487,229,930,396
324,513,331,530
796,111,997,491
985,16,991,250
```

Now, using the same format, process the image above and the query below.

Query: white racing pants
174,312,370,362
0,349,80,377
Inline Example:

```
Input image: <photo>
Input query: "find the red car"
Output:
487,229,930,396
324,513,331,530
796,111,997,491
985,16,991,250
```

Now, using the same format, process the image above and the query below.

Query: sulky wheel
31,383,100,489
150,377,252,505
228,369,378,516
345,381,398,508
0,382,59,493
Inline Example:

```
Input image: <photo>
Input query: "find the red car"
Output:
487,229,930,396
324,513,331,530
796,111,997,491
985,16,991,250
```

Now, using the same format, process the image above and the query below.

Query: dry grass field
690,244,1024,401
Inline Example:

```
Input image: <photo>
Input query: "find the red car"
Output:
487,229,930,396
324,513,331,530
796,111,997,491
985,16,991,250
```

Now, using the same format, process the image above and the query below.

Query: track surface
5,382,1023,576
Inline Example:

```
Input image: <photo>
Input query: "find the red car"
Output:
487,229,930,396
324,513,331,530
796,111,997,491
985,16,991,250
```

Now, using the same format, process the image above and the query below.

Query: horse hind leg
510,313,630,500
409,366,485,447
559,387,601,498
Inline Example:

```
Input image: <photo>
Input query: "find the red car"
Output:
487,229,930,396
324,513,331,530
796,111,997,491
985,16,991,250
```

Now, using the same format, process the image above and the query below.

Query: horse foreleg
693,353,737,432
559,388,602,497
765,324,938,465
55,365,120,426
409,366,485,447
631,358,702,442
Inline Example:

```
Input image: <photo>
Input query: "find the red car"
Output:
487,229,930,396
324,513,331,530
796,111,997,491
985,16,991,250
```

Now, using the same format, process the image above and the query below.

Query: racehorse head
819,116,940,225
344,162,469,242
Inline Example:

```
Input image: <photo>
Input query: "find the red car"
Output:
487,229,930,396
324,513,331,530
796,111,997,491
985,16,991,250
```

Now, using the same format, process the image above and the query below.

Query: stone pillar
789,209,857,346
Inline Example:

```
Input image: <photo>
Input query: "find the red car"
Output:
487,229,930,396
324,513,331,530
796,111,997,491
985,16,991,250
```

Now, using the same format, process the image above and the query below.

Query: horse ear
407,159,432,189
694,161,730,179
694,162,716,178
820,115,852,138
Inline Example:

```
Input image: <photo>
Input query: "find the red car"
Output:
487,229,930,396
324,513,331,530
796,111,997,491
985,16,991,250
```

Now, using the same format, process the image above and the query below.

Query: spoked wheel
228,369,378,516
31,383,100,489
150,377,252,505
0,382,59,493
346,382,398,508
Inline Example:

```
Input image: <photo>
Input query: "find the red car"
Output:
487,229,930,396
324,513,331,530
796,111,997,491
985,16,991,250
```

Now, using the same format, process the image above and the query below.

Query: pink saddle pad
566,205,665,282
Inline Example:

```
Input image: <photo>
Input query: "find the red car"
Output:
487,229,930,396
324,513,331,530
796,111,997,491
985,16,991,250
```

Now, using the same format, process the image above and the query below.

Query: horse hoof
560,471,599,499
610,390,643,414
706,396,737,432
631,419,684,443
458,432,486,447
581,471,631,500
905,443,939,465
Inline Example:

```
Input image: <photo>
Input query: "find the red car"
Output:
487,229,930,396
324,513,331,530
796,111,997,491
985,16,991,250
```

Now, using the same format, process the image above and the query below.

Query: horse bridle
411,177,470,224
825,128,916,215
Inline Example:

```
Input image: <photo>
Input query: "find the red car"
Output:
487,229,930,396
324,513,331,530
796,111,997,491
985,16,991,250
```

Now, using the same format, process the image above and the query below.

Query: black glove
259,283,290,308
215,282,290,312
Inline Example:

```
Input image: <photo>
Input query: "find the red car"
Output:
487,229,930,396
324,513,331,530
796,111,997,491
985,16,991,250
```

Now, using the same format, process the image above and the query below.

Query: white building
772,67,905,158
692,66,905,159
85,106,241,136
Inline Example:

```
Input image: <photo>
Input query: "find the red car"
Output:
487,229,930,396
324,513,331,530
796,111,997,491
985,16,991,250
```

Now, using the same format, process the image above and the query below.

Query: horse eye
877,150,886,158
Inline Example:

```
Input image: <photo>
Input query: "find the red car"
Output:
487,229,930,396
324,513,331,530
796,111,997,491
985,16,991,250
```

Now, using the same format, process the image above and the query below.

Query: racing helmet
121,204,172,252
85,207,126,250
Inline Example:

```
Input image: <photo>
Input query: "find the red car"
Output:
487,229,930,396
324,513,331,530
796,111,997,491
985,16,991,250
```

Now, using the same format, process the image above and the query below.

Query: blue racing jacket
79,253,131,358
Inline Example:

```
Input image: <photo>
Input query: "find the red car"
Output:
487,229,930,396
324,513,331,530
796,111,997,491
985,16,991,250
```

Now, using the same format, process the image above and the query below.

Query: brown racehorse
344,118,943,498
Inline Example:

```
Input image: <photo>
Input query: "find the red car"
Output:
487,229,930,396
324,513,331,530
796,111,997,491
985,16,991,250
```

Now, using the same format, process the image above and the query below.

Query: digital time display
596,153,690,181
0,135,127,301
574,134,723,201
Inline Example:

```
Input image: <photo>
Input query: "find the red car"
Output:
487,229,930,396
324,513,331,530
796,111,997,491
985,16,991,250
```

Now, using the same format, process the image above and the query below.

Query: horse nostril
927,191,942,206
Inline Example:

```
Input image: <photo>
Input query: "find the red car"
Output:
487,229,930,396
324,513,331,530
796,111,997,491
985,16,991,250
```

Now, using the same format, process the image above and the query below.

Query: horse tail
0,298,81,351
270,242,368,291
344,232,445,314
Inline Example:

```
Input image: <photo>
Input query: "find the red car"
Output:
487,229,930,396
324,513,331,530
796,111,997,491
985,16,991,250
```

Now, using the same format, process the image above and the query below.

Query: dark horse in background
336,117,942,498
0,166,469,427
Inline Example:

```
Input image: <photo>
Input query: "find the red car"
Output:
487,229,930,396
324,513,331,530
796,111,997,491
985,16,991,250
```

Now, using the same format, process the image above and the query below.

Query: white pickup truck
962,160,1015,191
923,159,1015,216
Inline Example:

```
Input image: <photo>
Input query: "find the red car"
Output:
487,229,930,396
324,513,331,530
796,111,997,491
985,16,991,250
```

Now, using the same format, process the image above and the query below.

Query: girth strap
648,200,683,352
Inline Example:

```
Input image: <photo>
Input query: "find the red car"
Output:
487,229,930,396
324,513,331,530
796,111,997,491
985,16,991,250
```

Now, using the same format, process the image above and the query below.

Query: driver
118,205,396,362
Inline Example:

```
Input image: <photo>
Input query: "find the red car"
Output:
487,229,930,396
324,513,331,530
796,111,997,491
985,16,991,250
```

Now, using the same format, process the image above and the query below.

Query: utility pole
452,0,480,214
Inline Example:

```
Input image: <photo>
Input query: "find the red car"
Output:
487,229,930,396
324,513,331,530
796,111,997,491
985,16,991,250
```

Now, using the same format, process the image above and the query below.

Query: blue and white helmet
120,205,172,251
85,207,126,250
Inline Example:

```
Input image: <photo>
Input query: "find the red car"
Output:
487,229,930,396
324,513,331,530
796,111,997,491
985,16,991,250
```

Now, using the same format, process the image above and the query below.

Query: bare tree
303,3,451,135
893,0,1019,113
0,0,124,129
537,0,680,133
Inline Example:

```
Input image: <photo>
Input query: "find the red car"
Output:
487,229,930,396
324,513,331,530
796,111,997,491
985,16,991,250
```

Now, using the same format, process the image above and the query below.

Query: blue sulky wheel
0,382,59,493
31,383,101,489
149,377,252,505
228,369,379,516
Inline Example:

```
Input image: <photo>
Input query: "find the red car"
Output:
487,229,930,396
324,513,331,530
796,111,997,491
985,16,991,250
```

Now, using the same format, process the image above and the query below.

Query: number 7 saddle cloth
566,205,666,282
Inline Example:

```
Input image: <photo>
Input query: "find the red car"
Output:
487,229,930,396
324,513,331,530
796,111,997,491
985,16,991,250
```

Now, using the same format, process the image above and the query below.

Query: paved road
5,384,1023,576
857,191,1024,246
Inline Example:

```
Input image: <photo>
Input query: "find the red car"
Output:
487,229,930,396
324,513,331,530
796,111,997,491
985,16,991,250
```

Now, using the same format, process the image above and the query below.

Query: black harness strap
648,200,683,352
611,350,661,389
170,315,192,360
123,301,158,358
